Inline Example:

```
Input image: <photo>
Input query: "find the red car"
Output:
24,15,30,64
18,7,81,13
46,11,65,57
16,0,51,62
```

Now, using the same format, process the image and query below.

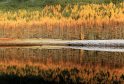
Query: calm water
0,46,124,69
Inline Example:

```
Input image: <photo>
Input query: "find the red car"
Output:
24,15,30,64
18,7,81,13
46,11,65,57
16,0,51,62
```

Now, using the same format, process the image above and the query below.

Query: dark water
0,46,124,69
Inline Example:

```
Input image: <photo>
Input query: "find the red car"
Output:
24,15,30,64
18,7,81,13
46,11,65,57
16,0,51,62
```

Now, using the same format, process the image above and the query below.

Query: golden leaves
0,3,123,24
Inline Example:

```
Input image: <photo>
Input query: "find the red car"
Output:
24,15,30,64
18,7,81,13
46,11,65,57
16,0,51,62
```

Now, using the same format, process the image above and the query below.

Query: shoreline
0,38,124,47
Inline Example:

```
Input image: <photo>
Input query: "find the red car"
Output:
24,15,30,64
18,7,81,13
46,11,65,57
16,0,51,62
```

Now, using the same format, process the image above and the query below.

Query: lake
0,45,124,69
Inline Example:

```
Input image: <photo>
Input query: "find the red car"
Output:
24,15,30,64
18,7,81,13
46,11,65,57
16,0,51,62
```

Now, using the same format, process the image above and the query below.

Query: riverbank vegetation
0,1,123,39
0,2,124,23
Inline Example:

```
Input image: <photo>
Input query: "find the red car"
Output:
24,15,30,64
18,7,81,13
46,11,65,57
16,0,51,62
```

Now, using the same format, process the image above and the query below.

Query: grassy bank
0,1,124,39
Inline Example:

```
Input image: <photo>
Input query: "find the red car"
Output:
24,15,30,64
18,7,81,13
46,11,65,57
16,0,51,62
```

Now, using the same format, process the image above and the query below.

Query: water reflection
0,46,124,69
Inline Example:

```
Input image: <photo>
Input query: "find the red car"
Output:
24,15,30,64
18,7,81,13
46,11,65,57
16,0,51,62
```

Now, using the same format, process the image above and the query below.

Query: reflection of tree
0,47,124,69
79,49,83,64
83,51,124,69
0,48,81,65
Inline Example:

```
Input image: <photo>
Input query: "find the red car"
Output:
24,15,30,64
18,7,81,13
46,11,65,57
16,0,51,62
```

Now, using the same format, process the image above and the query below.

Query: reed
0,2,124,40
